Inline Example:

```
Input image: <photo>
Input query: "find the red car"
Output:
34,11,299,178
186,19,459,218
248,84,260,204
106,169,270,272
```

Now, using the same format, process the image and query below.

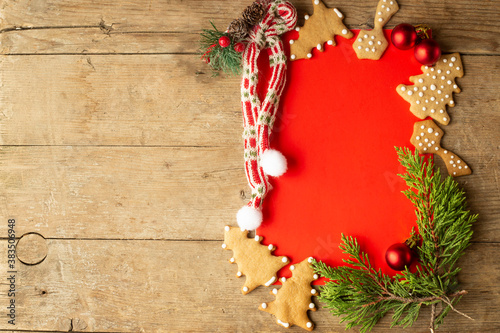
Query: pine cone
227,18,249,41
242,2,266,27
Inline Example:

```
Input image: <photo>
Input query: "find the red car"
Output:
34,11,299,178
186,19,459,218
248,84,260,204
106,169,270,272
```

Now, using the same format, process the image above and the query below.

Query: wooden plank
0,54,242,147
0,146,497,242
0,55,497,148
0,0,498,55
0,29,201,54
0,239,498,332
0,146,248,240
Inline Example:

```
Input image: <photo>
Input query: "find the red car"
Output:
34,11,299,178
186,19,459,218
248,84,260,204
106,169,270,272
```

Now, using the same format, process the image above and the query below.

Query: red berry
218,36,231,48
414,39,441,66
391,23,418,50
234,42,245,53
385,243,414,271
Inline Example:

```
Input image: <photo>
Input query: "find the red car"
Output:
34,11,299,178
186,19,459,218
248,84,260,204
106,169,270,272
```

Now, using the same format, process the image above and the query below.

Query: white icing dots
443,117,448,122
418,79,424,83
418,143,423,147
261,302,267,309
416,136,421,140
416,100,421,104
407,91,413,96
313,274,319,280
222,243,227,249
369,41,374,46
378,11,382,15
316,44,321,50
282,257,288,263
456,67,461,71
342,29,348,35
243,286,249,292
268,244,273,250
254,236,259,241
435,147,439,151
421,125,425,129
365,47,370,52
431,109,435,113
307,322,313,329
225,226,230,231
307,53,312,59
364,34,368,38
400,86,406,92
443,59,448,63
422,107,427,111
451,56,457,62
428,128,434,134
272,288,278,294
311,289,317,294
435,132,439,136
424,138,429,143
378,18,383,22
237,271,242,277
334,8,343,18
358,46,362,50
327,40,333,45
314,0,320,4
453,84,458,89
308,257,314,263
439,109,444,114
309,303,315,309
419,92,424,97
447,80,452,85
281,277,286,283
371,36,375,40
450,100,454,105
290,265,295,270
358,38,363,42
304,14,310,20
295,27,300,32
444,150,448,154
289,40,294,45
378,41,382,45
430,84,437,91
230,257,235,263
290,54,296,60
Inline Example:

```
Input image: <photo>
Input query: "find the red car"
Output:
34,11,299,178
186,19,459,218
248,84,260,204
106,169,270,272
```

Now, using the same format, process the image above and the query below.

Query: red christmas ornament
218,36,231,48
391,24,418,50
414,38,441,66
234,42,245,53
385,243,414,271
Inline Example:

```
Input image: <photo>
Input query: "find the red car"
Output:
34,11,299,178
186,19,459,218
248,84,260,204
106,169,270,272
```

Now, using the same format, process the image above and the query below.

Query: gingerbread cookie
397,53,464,126
289,0,353,61
352,0,399,60
259,257,318,331
410,120,471,177
222,226,290,294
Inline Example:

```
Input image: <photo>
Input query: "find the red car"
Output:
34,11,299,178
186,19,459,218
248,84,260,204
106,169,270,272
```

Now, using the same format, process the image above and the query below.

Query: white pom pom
260,149,287,177
237,206,263,230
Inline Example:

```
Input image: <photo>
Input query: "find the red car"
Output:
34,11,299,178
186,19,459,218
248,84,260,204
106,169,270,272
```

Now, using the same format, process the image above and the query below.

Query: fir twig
199,21,243,76
313,148,477,332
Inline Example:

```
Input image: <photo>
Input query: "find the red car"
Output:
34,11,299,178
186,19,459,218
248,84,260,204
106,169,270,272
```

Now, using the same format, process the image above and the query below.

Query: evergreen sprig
199,22,243,76
313,147,477,332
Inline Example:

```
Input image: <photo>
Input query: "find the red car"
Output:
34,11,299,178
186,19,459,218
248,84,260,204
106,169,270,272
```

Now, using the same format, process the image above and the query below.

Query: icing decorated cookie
410,120,471,177
223,226,290,294
397,53,464,125
289,0,353,61
259,257,318,331
352,0,399,60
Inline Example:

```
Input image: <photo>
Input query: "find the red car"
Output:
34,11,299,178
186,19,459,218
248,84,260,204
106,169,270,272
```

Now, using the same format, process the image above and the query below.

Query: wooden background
0,0,499,332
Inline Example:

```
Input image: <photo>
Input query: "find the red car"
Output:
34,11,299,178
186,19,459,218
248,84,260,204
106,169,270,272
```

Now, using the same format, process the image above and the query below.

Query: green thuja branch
313,148,477,332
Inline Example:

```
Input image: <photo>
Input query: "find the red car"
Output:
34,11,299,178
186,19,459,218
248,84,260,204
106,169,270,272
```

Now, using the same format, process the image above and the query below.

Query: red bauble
391,24,418,50
414,39,441,66
234,42,245,53
218,36,231,48
385,243,414,271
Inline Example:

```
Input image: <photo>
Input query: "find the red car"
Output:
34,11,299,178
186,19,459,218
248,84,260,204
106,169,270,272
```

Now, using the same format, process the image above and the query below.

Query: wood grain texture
0,0,498,54
0,240,499,332
0,0,498,332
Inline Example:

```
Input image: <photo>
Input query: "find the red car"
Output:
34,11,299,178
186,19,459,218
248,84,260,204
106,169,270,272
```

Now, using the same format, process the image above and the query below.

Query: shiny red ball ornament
234,42,245,53
218,36,231,48
391,23,418,50
385,243,414,271
414,38,441,66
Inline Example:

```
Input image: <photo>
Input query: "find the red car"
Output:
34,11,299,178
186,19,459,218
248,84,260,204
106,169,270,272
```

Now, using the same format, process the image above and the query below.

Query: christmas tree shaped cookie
411,120,471,177
259,257,318,331
222,226,290,294
352,0,399,60
397,53,464,125
289,0,353,61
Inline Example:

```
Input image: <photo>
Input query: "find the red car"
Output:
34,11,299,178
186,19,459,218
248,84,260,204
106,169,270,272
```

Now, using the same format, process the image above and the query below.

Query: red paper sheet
256,30,424,284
